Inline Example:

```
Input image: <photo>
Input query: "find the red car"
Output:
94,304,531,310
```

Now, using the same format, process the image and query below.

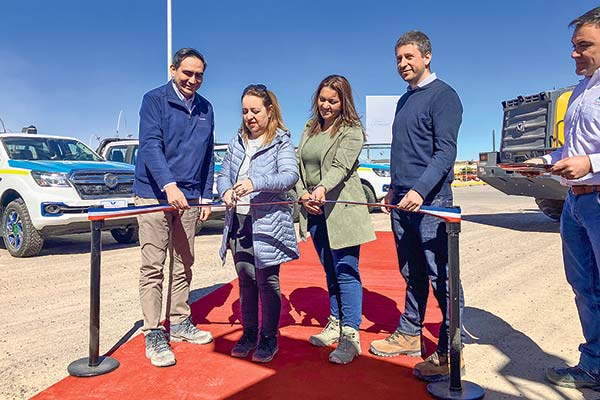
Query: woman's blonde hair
306,75,364,138
239,84,287,145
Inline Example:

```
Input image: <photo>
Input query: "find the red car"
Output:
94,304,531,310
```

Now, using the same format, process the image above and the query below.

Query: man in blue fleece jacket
134,48,215,367
369,31,464,382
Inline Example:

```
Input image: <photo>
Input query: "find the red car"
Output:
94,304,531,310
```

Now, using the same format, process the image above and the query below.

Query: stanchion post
67,220,119,377
427,219,484,399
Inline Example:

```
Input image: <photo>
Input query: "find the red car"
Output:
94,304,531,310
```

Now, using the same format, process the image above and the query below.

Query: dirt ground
0,185,597,400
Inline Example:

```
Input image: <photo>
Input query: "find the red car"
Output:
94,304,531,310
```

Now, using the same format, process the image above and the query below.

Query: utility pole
167,0,172,81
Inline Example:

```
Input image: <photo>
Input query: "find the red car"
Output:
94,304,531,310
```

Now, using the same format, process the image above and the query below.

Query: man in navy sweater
369,31,464,382
134,48,215,367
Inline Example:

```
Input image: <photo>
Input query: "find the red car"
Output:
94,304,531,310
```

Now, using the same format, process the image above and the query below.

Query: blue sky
0,0,593,160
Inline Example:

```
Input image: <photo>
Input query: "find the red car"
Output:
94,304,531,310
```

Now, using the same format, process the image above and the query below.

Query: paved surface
0,185,597,399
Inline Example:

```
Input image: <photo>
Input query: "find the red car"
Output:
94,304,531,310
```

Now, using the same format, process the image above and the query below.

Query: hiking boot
309,315,340,347
369,330,422,357
413,351,465,382
231,328,258,358
329,326,361,364
170,317,213,344
546,366,600,389
252,334,278,363
145,329,176,367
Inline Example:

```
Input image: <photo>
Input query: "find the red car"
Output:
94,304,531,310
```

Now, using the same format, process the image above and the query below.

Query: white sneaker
145,330,176,367
170,317,213,344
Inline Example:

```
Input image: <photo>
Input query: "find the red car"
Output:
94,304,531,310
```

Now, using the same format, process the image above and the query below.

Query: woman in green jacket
297,74,376,364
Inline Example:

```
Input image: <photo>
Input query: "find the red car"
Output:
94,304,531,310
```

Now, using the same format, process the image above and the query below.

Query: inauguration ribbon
87,200,461,223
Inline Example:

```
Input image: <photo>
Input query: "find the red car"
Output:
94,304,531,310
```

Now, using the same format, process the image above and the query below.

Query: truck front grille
69,170,134,199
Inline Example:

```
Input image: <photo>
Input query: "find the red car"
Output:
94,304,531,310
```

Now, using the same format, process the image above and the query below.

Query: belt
570,185,600,195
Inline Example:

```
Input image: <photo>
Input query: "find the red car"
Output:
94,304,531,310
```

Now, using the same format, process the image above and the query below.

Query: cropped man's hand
165,185,189,209
524,158,545,164
381,189,395,214
551,155,592,180
398,189,424,212
520,158,545,178
198,206,211,221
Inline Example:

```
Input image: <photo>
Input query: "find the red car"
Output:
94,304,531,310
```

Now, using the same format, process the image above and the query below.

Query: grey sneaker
145,329,176,367
329,326,361,364
252,335,278,363
231,329,258,358
170,317,213,344
309,315,340,347
546,366,600,389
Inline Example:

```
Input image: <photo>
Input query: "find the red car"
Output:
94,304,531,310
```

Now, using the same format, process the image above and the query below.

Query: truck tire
2,198,44,257
110,227,138,244
534,198,564,221
361,182,377,213
286,189,301,222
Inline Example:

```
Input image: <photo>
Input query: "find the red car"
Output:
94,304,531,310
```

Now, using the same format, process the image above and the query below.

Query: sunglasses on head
243,84,268,94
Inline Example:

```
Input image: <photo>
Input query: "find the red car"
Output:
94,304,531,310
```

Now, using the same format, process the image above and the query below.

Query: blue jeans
391,192,464,354
561,190,600,374
308,213,362,330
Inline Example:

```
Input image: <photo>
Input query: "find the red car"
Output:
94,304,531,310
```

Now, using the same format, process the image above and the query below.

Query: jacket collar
236,129,288,150
166,80,200,110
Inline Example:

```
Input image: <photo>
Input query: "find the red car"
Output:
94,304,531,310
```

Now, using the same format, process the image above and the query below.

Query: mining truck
477,86,574,220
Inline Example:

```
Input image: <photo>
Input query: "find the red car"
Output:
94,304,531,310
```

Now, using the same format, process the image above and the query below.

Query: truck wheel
286,189,301,222
534,198,564,221
110,227,138,244
361,183,377,213
2,199,44,257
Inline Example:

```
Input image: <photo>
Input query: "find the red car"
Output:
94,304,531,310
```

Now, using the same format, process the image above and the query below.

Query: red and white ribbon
88,200,461,223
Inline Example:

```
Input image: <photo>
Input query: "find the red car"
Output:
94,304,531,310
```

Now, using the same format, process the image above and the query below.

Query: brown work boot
369,330,422,357
413,351,465,382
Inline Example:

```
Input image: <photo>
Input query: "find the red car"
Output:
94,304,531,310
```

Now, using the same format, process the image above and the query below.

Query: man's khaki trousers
135,197,199,332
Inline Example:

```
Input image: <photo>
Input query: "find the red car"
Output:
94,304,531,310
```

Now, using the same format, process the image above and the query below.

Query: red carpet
32,232,443,400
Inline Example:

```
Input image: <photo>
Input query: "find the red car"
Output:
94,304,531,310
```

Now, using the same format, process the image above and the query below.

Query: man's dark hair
570,7,600,29
395,31,431,56
172,48,207,70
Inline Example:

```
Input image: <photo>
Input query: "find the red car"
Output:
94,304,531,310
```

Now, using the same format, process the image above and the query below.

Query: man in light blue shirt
529,6,600,389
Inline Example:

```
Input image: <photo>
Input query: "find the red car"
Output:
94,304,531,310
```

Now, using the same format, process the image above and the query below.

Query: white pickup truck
358,143,391,205
0,130,137,257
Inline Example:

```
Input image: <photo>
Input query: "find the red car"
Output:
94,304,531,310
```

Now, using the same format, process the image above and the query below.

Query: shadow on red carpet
31,232,443,400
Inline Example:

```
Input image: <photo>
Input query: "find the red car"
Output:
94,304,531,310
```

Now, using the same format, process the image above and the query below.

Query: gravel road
0,185,595,399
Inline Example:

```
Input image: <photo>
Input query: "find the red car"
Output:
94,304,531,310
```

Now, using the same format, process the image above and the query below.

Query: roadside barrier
68,199,484,399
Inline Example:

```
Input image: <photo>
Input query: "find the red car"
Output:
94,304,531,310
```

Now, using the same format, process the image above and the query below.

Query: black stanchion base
427,381,485,399
67,356,119,377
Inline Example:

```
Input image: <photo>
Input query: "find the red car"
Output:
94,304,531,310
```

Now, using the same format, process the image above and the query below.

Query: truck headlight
31,171,70,187
373,168,390,177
